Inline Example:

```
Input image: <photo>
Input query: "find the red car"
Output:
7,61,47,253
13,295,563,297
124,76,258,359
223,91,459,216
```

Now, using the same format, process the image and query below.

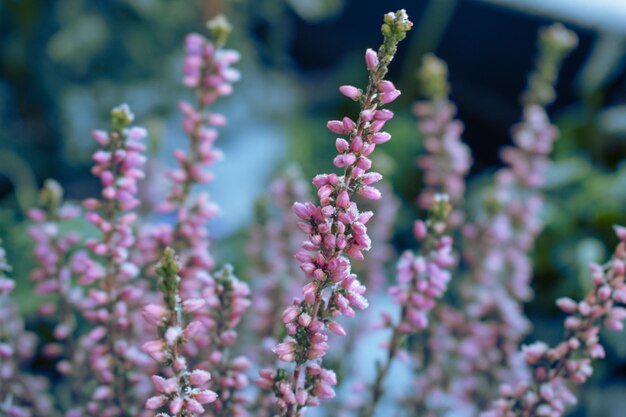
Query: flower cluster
1,242,53,417
246,166,311,359
380,56,471,417
405,24,578,416
456,26,578,404
459,103,560,385
139,15,240,306
194,264,251,417
414,54,472,227
481,226,626,417
361,194,455,417
27,180,83,372
141,16,247,417
257,10,412,417
390,195,455,333
80,103,148,416
143,248,218,417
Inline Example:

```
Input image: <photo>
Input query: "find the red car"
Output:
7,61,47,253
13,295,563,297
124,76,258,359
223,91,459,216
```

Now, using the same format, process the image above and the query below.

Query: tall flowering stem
199,265,251,417
246,167,310,417
406,24,578,415
141,14,249,417
481,226,626,417
362,194,455,417
0,242,53,416
27,180,83,380
143,15,240,301
246,166,310,359
81,104,147,416
394,54,471,417
458,24,578,406
257,10,412,417
414,54,472,227
143,248,218,417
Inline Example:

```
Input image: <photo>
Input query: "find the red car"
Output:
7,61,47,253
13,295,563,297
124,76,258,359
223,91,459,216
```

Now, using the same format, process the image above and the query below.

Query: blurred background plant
1,0,626,415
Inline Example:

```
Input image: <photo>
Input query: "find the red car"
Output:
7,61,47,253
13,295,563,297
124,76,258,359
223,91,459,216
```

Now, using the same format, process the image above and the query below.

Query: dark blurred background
1,0,625,219
1,0,626,415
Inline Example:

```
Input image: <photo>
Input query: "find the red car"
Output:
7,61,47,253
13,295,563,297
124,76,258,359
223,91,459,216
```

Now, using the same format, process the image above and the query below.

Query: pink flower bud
327,321,346,336
142,340,164,353
339,85,361,100
93,386,112,400
605,318,624,331
336,191,350,209
556,297,578,313
221,329,237,346
413,220,428,240
358,186,381,200
315,383,335,400
143,304,167,325
296,388,308,405
145,396,167,409
182,298,206,312
342,117,356,132
362,172,383,185
185,399,204,413
374,109,394,120
189,369,212,385
360,110,374,122
295,252,315,266
371,132,391,144
183,321,204,339
327,120,347,135
335,138,350,153
282,306,300,323
293,202,311,220
523,342,548,364
152,375,178,394
380,89,401,104
169,397,183,415
377,80,395,92
92,130,109,145
127,127,147,140
298,313,312,327
274,342,294,356
365,48,379,70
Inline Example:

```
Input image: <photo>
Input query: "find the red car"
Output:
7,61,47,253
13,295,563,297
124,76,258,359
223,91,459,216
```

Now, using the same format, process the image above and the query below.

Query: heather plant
361,194,455,417
135,14,240,292
27,180,82,371
404,23,579,417
246,165,311,362
481,226,626,417
1,7,626,417
460,22,578,406
80,103,150,416
143,248,218,416
1,242,53,416
414,54,472,228
257,10,412,417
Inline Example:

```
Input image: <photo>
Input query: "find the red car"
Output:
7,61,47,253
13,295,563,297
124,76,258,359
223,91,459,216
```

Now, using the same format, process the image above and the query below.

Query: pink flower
339,85,361,100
